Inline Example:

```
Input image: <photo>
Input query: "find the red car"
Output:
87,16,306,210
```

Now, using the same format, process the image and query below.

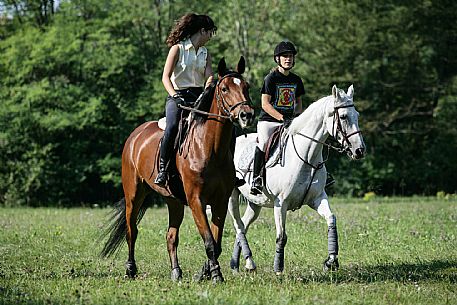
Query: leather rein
177,73,251,122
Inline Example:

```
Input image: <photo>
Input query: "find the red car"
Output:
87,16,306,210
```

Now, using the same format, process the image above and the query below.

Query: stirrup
154,171,168,187
250,177,263,195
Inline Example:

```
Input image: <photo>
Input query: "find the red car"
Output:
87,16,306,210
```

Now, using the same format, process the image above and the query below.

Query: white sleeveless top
171,38,208,89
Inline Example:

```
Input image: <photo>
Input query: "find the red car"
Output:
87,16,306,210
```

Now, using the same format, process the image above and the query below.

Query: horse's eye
340,114,347,120
222,87,228,93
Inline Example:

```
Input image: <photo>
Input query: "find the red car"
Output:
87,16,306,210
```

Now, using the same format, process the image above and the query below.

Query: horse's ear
347,84,354,98
236,56,245,74
332,85,338,99
330,85,339,116
218,57,227,76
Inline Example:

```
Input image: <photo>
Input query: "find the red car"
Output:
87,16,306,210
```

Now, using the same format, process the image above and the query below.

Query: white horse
228,85,365,274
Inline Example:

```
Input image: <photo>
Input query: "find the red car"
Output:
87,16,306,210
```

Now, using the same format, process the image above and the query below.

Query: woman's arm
162,45,180,96
204,52,214,88
295,96,303,115
261,94,285,121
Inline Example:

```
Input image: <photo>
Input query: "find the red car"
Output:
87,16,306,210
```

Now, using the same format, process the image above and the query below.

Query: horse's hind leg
228,190,261,272
165,198,185,281
124,181,147,278
311,194,339,272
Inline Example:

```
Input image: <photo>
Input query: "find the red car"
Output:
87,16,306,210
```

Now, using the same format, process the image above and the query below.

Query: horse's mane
287,95,333,135
192,80,217,125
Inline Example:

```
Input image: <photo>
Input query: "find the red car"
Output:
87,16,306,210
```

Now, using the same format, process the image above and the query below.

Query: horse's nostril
240,111,247,118
356,147,365,157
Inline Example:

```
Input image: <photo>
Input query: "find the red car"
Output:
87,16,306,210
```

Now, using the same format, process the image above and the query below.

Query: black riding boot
250,147,265,195
154,138,172,187
154,156,169,187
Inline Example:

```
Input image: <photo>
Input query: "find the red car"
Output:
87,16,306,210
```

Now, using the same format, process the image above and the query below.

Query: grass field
1,197,456,305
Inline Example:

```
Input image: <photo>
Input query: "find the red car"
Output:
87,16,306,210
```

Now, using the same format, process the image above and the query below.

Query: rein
177,73,250,122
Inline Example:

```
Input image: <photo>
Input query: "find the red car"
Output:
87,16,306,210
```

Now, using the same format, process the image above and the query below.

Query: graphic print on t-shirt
275,84,297,110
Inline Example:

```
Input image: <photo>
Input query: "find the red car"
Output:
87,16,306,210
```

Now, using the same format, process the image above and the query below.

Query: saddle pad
237,143,281,172
237,144,256,172
158,117,166,130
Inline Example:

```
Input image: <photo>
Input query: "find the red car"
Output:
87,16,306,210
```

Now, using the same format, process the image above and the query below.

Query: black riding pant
159,87,203,167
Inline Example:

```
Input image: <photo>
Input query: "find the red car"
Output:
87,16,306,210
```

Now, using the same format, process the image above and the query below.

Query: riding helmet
274,41,297,58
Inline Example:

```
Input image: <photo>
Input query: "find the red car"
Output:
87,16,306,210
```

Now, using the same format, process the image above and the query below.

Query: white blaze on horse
228,85,365,274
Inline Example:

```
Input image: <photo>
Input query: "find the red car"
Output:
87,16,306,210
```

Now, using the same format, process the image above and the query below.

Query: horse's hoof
125,261,137,278
212,274,224,284
193,261,211,282
323,255,339,272
170,267,182,282
275,271,283,277
230,258,240,271
245,257,257,272
210,264,224,284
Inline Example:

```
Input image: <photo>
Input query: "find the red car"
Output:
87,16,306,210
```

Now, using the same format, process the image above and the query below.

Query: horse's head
326,85,366,160
215,57,255,129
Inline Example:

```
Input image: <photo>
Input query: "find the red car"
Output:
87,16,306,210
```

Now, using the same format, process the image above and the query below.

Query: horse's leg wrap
327,215,338,255
230,237,241,271
323,215,339,272
273,233,287,273
237,232,252,259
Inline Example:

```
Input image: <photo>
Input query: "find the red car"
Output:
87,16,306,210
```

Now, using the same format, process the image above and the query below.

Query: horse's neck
192,101,232,155
287,96,331,162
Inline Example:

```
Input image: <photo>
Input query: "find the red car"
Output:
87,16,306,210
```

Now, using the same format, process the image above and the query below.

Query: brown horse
100,57,254,283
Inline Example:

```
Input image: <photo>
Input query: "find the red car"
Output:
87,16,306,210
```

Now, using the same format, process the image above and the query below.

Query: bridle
178,73,251,122
215,73,251,122
294,103,362,156
331,103,362,152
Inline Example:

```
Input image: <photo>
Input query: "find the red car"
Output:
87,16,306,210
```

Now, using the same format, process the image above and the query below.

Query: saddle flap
236,127,285,173
264,125,285,161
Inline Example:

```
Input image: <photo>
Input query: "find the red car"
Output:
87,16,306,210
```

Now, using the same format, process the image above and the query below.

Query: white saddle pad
237,144,256,172
237,144,281,172
158,117,166,130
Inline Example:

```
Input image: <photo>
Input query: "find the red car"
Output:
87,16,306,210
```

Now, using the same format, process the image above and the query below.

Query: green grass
1,197,456,304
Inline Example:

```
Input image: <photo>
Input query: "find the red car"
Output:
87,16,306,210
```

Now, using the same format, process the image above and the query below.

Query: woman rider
251,41,305,195
155,13,217,187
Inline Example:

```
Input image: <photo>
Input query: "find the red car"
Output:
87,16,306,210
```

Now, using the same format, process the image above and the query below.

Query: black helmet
274,41,297,57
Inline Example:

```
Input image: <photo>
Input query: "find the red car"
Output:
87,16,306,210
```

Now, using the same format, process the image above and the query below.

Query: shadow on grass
297,259,457,284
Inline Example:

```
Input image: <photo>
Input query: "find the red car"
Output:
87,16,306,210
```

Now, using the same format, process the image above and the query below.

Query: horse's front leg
228,190,261,272
165,198,185,281
210,198,229,260
188,194,224,283
311,193,339,272
273,199,288,275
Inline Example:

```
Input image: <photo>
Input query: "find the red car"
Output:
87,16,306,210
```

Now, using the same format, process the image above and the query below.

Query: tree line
0,0,456,206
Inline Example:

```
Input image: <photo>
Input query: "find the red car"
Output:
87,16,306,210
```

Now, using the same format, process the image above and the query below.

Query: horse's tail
99,198,150,258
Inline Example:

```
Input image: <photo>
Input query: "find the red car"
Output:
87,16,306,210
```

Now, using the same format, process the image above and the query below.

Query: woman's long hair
166,13,217,47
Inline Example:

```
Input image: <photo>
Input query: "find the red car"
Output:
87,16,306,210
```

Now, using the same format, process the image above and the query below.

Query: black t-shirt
259,69,305,122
